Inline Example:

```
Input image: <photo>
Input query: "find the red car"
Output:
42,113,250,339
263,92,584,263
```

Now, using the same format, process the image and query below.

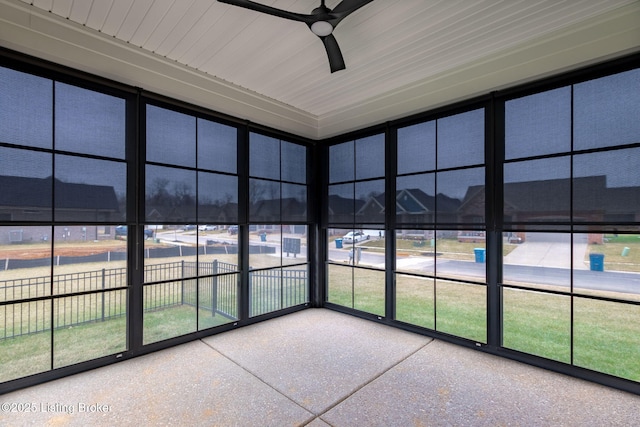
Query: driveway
504,233,588,270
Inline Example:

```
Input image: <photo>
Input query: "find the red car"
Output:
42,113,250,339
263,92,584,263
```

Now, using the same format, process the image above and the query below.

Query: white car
342,231,369,244
198,225,217,231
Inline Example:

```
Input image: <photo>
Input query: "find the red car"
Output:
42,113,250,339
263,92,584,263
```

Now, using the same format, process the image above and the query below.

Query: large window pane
250,133,280,180
573,148,640,224
145,165,196,223
437,167,484,224
353,268,385,317
396,173,436,225
396,230,435,276
53,225,127,295
396,274,434,329
356,134,385,180
53,290,127,368
198,172,238,224
346,228,384,269
198,272,239,330
327,264,352,307
281,183,306,222
0,226,52,302
249,265,307,317
437,109,484,169
0,66,52,149
355,179,385,224
249,179,280,222
575,232,640,301
0,301,51,382
502,288,571,363
435,230,486,282
281,225,308,267
504,157,570,224
328,183,354,224
282,265,308,307
249,268,282,316
197,118,237,174
505,87,571,159
143,281,197,344
281,141,306,184
249,225,282,270
55,155,126,222
435,280,486,343
574,298,640,382
195,258,239,330
55,82,125,159
328,228,351,263
0,147,52,222
329,141,353,183
146,105,195,168
503,232,571,290
397,121,436,174
143,224,199,283
196,226,239,270
53,225,127,298
574,68,640,151
142,224,202,345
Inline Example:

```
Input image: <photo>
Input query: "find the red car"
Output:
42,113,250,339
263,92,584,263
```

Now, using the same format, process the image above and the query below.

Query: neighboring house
250,197,306,223
0,175,121,244
460,175,640,225
328,195,365,224
144,201,239,225
355,188,462,224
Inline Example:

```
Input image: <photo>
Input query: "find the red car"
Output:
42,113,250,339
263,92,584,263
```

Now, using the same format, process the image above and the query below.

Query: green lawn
2,253,640,385
589,235,640,273
329,264,640,382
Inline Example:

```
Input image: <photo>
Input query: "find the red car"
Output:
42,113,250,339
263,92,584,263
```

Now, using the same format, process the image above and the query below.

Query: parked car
115,226,154,239
228,225,238,235
182,225,197,231
198,225,217,231
342,231,369,244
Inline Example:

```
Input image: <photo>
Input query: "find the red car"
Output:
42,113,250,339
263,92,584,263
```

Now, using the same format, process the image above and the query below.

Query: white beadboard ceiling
2,0,640,139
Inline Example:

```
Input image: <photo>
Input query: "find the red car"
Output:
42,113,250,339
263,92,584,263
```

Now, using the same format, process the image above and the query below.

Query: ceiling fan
218,0,374,73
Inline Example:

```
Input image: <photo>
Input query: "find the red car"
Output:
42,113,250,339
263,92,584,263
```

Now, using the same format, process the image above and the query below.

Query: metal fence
1,260,307,340
250,269,308,317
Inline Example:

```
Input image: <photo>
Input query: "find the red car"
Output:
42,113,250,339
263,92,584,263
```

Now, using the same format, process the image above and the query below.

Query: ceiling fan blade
331,0,374,17
218,0,314,24
321,34,346,73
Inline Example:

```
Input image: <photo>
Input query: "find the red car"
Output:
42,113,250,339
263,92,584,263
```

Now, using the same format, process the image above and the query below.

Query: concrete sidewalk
2,309,638,426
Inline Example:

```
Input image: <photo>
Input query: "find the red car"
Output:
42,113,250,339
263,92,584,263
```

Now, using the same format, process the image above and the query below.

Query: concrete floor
1,308,639,426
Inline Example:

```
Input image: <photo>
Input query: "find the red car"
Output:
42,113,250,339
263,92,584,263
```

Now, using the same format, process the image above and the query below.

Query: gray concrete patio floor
2,308,639,426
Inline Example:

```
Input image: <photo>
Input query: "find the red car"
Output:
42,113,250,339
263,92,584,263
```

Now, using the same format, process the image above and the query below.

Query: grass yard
589,235,640,273
329,264,640,382
362,237,517,262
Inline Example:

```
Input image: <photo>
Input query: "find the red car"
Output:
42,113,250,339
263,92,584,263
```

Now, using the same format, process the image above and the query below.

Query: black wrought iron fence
1,260,306,339
250,269,308,317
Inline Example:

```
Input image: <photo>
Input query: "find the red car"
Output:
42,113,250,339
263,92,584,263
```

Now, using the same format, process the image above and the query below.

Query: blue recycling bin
260,233,267,242
589,253,605,271
335,238,343,249
474,248,486,263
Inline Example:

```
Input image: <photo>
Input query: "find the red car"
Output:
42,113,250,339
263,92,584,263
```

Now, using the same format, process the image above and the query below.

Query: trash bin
260,233,267,242
622,247,630,257
589,253,605,271
474,248,486,263
335,238,343,249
